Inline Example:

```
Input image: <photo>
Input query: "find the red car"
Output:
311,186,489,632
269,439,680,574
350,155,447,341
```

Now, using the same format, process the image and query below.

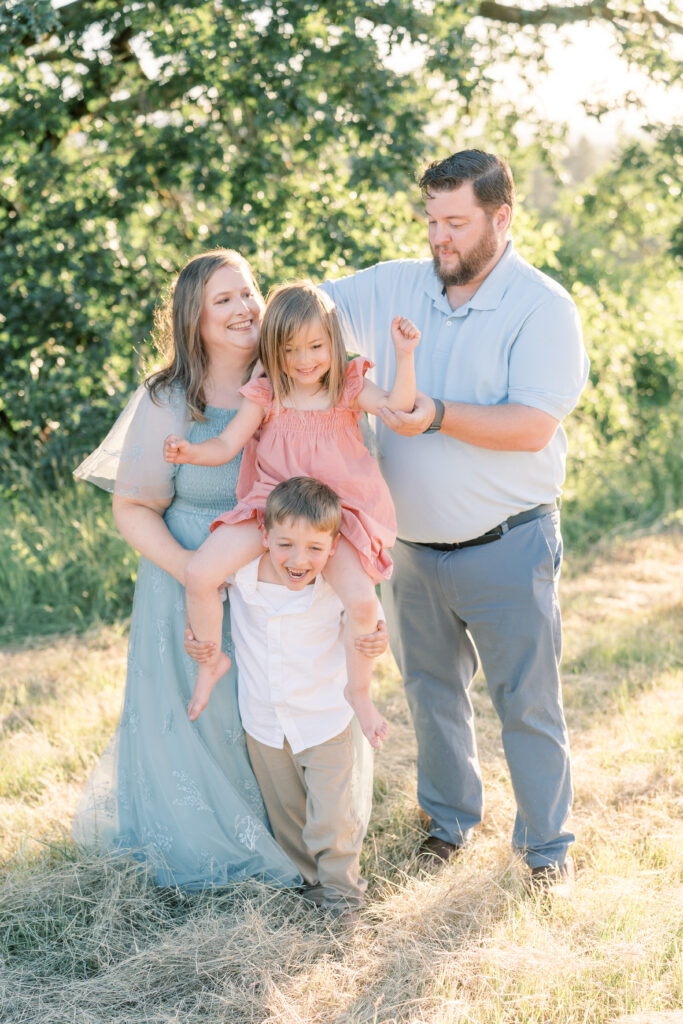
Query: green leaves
0,0,680,548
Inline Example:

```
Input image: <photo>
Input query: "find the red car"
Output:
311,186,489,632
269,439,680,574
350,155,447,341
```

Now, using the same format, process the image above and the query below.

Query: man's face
426,182,507,288
262,516,338,590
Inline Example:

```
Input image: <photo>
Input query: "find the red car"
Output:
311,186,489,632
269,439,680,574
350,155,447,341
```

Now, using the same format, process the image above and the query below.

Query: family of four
74,149,589,913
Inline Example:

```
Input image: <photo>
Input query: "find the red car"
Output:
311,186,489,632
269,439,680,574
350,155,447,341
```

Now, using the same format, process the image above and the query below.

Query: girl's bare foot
188,652,231,721
343,685,389,749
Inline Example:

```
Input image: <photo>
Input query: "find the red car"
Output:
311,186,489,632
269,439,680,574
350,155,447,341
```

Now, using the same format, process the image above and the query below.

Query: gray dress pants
382,510,574,868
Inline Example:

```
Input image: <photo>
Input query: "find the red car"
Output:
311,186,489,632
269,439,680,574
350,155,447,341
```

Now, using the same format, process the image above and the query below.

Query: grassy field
1,529,682,1023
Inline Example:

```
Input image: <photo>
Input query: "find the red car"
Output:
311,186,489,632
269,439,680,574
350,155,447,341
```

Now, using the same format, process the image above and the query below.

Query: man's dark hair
419,149,515,216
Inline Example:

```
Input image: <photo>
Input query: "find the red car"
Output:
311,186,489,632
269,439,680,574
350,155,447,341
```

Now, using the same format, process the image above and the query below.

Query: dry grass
1,530,682,1023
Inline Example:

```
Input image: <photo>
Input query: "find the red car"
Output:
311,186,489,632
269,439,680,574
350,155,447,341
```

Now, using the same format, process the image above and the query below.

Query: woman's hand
184,627,217,663
355,619,390,658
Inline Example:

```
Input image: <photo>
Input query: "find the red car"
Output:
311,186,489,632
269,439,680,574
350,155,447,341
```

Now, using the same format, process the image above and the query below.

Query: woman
73,249,378,889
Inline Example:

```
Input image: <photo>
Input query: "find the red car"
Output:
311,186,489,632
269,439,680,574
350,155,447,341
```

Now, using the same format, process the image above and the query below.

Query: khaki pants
246,724,368,909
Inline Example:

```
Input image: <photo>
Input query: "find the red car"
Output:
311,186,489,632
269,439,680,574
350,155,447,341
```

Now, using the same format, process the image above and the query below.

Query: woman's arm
164,399,265,466
112,494,192,585
357,316,420,416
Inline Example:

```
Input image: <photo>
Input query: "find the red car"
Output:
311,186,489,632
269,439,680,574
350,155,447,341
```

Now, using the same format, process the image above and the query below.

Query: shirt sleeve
321,267,383,361
507,296,589,421
238,375,274,409
73,384,191,500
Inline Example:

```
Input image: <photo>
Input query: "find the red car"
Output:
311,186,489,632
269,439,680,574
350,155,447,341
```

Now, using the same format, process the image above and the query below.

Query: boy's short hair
264,477,342,537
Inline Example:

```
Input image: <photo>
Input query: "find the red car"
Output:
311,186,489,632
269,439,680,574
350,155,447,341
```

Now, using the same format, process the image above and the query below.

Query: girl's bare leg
323,538,389,748
185,519,263,720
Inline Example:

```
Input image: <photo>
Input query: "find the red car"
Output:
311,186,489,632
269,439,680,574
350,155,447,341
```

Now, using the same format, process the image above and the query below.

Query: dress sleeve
73,384,192,500
238,375,274,410
342,355,374,407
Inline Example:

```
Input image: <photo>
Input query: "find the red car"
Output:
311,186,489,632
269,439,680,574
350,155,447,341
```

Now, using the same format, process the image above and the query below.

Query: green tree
1,0,681,492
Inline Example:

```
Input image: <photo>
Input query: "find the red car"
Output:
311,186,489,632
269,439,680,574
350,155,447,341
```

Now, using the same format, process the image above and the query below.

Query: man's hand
379,391,435,436
355,619,390,658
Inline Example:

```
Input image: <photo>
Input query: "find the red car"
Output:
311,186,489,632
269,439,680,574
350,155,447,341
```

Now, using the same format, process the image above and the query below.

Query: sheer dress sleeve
73,384,191,501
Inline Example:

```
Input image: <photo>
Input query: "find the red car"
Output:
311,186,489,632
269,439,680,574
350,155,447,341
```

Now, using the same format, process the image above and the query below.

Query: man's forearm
439,401,559,452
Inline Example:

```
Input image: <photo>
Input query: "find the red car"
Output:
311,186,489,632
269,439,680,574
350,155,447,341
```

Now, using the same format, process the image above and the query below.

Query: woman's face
199,264,263,361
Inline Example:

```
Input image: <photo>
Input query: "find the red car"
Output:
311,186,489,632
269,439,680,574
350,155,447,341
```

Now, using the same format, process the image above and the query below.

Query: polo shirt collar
423,239,516,314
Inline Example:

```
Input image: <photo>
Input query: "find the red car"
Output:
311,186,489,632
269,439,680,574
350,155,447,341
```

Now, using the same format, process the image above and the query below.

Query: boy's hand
355,619,389,658
184,627,217,663
164,434,192,464
391,315,421,354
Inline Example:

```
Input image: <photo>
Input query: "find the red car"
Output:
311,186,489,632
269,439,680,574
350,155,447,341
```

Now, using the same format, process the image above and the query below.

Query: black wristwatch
423,397,445,434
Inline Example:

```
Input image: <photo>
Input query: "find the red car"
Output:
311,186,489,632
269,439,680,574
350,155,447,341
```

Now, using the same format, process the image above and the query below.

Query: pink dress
210,357,396,582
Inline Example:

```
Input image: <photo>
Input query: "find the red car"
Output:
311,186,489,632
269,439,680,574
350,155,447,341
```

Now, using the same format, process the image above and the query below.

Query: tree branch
477,1,683,34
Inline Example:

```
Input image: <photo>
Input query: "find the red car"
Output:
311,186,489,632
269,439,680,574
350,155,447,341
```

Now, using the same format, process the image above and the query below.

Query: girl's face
200,265,263,360
283,317,332,389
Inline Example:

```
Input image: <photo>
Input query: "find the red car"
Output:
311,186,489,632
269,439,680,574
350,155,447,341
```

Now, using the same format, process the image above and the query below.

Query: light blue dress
72,385,301,889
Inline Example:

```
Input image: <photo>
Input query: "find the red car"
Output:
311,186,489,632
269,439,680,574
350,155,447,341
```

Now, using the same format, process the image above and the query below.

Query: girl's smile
283,317,332,389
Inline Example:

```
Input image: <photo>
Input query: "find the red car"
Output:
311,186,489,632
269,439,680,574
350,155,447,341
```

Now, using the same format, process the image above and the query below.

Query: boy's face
263,516,339,590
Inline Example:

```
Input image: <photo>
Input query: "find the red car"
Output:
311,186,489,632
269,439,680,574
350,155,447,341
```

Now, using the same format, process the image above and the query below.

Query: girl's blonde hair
146,249,264,421
258,281,347,408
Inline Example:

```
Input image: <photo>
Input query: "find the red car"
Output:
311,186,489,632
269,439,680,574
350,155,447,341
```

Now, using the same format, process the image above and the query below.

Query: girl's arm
164,398,265,466
113,495,192,585
357,315,420,416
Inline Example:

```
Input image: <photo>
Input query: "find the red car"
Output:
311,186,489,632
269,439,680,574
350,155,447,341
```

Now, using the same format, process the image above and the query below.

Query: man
322,149,589,891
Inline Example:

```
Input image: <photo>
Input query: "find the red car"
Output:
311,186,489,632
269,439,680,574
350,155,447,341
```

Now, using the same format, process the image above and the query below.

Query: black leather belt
410,502,557,552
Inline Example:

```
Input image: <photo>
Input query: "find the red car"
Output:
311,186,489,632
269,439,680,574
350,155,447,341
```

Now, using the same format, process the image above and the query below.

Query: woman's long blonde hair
258,281,347,408
146,249,264,421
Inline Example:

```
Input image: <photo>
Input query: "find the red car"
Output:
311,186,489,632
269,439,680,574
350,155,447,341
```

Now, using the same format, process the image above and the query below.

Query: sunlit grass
1,530,681,1022
0,481,136,641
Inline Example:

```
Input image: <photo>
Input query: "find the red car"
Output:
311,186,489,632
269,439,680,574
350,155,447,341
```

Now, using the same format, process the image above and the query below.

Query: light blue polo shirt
321,242,589,543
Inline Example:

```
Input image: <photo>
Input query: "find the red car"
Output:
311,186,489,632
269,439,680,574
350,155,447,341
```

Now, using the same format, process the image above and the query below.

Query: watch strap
423,397,445,433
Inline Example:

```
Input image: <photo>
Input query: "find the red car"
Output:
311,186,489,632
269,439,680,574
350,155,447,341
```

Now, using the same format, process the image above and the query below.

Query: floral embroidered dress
212,357,397,583
72,385,303,889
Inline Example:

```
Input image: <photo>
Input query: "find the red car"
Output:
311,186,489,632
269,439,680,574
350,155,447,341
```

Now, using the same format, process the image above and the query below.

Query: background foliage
0,0,681,636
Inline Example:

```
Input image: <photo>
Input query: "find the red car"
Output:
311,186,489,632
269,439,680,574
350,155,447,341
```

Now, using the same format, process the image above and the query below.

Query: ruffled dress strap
341,355,374,409
239,375,275,416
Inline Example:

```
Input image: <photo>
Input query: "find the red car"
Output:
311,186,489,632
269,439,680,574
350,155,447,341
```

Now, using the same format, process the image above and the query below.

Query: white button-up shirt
228,558,382,754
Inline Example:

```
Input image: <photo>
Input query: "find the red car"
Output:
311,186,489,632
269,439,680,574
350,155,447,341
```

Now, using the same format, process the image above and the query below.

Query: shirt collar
233,556,325,612
423,239,515,314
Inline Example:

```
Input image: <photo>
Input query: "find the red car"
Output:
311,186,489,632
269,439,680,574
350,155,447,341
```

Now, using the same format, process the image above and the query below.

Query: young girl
165,280,419,747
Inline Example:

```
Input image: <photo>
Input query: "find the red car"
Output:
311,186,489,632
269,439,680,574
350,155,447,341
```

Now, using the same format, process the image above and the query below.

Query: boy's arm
165,399,265,465
357,316,419,415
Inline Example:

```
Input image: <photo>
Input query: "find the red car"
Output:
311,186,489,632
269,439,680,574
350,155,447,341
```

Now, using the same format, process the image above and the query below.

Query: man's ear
494,203,512,233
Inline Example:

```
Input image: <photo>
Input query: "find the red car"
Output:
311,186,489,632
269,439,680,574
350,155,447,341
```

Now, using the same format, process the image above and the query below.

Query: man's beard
432,220,499,288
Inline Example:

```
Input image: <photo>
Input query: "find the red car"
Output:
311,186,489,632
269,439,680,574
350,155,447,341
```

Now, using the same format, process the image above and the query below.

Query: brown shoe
415,835,462,870
528,858,575,897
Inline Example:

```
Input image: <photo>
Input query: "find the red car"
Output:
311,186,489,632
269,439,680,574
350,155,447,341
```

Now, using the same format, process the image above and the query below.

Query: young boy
190,476,385,915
